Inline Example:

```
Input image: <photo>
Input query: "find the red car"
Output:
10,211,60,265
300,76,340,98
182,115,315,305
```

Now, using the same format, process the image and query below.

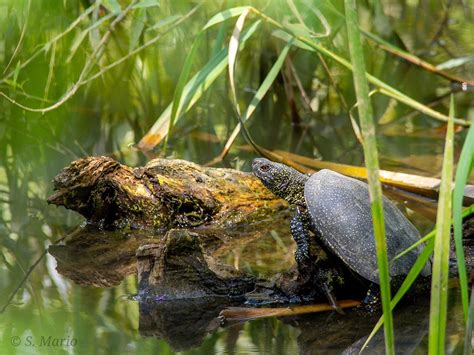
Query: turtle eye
260,164,270,172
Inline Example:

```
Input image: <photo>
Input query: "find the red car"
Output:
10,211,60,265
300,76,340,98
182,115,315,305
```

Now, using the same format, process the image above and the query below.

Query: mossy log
47,156,286,230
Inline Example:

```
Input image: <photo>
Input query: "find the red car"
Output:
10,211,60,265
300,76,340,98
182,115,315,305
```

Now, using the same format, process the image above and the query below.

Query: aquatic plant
1,0,473,353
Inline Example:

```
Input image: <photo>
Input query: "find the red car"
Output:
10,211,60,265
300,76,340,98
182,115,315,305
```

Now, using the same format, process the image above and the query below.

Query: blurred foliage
0,0,473,353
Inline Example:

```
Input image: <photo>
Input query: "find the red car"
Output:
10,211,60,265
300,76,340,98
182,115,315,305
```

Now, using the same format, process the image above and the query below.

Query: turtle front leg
290,208,313,266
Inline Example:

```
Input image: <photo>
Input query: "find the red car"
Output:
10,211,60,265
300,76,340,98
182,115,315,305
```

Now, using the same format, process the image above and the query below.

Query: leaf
137,20,261,151
146,15,181,32
378,98,399,124
436,56,474,70
344,0,394,353
228,8,250,116
102,0,121,14
129,8,146,51
67,12,115,63
428,94,455,354
285,0,332,39
203,6,252,30
361,238,434,351
281,22,314,38
453,114,474,322
167,33,204,142
391,238,435,314
211,21,227,57
272,29,315,51
67,30,89,63
132,0,160,9
219,40,293,159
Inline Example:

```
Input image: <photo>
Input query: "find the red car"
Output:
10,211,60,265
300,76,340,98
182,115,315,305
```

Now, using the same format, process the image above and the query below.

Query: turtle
252,157,431,307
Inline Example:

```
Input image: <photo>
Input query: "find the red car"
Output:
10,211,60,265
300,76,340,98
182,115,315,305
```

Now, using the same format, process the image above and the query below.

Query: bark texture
47,156,286,230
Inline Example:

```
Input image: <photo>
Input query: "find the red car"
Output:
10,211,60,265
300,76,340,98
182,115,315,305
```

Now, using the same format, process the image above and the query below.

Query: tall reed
428,96,454,353
343,0,394,353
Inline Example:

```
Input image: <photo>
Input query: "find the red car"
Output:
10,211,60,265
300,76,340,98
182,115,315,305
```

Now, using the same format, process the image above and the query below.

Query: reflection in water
46,212,293,288
134,290,461,353
48,229,154,287
138,298,227,352
343,301,430,354
41,222,473,353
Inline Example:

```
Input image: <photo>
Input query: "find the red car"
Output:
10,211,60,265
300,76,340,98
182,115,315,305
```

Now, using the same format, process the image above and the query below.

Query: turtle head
252,158,308,205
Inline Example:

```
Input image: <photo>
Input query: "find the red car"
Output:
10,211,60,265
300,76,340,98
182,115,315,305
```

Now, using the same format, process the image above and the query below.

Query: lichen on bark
47,156,286,230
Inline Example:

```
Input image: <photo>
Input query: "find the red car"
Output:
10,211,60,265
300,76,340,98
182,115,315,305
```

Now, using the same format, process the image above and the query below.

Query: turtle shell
304,169,431,284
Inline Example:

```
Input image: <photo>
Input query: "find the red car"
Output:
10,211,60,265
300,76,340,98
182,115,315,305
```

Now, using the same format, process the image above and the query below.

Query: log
47,156,286,230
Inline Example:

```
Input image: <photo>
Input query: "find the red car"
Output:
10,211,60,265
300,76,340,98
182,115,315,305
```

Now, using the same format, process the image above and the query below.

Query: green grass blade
137,20,261,151
361,238,434,351
393,231,434,262
129,8,146,51
355,205,474,352
211,22,227,57
464,285,474,355
429,95,455,354
248,7,469,126
203,6,252,30
271,29,315,51
286,0,330,38
219,40,292,159
102,0,121,14
166,33,204,144
145,15,181,32
344,1,394,353
393,204,474,262
132,0,159,9
453,117,474,322
228,9,250,116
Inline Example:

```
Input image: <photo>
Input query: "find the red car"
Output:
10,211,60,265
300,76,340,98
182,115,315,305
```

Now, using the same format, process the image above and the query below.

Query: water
1,0,474,353
0,218,469,354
